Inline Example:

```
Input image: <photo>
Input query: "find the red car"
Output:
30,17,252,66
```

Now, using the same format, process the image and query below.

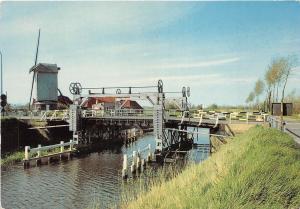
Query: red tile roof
81,97,142,109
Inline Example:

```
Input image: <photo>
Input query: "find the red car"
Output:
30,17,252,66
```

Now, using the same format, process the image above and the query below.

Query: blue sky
0,1,300,106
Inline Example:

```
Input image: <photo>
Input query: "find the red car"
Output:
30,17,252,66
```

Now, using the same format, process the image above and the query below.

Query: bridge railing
40,110,69,121
193,110,268,124
81,108,154,118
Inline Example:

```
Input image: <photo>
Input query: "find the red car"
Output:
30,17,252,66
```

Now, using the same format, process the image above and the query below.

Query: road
285,122,300,147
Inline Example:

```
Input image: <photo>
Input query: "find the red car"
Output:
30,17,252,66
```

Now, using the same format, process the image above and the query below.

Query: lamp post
0,50,2,95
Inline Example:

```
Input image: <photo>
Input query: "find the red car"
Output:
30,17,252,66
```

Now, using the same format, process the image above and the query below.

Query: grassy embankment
123,126,300,209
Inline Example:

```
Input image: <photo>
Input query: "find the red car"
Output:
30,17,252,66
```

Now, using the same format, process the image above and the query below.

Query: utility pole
0,51,5,116
0,50,3,95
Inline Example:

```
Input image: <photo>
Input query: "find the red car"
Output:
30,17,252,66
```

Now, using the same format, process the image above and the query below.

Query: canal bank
1,118,72,165
0,118,70,165
123,126,300,209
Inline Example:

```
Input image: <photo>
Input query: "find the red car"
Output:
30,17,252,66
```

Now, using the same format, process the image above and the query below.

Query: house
81,97,143,110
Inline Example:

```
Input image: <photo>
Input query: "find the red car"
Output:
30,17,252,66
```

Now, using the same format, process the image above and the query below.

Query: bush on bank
124,126,300,209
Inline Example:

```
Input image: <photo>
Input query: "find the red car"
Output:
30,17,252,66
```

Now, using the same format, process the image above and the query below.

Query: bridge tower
153,80,165,152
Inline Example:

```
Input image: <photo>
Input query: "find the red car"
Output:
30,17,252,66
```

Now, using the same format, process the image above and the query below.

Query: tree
266,58,287,103
265,66,276,111
246,92,255,108
254,79,265,110
280,55,298,128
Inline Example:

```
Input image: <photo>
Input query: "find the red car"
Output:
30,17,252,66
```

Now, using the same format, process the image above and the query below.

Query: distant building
29,63,60,110
271,103,293,116
81,97,143,110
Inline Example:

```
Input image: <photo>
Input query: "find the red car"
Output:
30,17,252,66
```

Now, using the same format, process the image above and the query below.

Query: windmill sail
28,29,40,110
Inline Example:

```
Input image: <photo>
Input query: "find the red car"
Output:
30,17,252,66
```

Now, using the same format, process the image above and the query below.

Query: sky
0,1,300,106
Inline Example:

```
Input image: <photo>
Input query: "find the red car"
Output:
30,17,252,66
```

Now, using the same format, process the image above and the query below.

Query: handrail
24,140,78,160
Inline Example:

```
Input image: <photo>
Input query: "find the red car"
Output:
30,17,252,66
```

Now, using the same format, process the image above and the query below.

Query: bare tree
280,55,298,128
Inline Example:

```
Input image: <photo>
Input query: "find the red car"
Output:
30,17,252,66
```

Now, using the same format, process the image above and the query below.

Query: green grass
283,114,300,121
123,126,300,209
1,151,24,166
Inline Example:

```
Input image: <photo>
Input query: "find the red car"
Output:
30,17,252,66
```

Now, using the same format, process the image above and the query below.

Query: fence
24,139,78,161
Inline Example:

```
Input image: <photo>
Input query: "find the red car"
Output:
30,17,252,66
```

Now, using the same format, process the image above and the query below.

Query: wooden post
37,144,41,157
69,140,73,151
141,158,145,172
229,113,232,124
130,164,135,174
122,154,128,179
60,141,64,153
137,155,140,170
132,151,137,167
147,144,152,162
25,146,30,160
246,113,249,124
36,159,39,166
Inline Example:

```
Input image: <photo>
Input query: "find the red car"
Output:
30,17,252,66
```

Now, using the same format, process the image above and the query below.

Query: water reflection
1,130,208,209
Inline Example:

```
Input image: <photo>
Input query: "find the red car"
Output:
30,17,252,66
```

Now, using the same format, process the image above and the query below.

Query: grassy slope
125,126,300,209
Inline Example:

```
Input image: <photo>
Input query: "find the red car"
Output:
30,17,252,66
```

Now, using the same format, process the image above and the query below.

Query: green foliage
207,103,218,110
254,79,265,97
246,92,255,104
1,151,24,165
124,126,300,209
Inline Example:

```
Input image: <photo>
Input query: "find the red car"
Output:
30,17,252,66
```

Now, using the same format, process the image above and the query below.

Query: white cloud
127,73,255,86
146,57,240,70
0,2,194,40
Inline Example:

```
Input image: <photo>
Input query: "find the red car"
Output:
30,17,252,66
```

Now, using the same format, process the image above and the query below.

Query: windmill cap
29,63,60,73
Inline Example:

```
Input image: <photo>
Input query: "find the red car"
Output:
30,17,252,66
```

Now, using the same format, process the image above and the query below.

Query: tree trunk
272,85,276,103
268,91,272,112
276,83,279,102
281,73,290,130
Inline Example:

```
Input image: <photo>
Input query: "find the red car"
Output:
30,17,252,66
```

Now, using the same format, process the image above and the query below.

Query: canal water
1,129,209,209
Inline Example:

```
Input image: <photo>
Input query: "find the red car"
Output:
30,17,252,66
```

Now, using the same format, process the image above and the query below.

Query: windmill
28,29,41,110
28,29,61,111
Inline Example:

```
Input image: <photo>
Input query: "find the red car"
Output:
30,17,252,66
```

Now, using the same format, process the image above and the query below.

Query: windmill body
29,63,60,110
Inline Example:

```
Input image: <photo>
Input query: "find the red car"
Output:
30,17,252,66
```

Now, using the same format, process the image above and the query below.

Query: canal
1,129,209,209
